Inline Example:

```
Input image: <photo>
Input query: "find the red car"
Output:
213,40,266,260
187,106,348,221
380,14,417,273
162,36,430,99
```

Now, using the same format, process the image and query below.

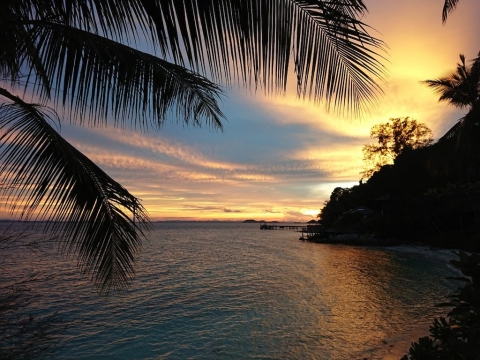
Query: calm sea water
2,222,458,359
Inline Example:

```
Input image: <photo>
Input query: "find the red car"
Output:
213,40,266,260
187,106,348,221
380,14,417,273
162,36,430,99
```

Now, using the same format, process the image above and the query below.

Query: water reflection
1,222,456,359
274,243,454,359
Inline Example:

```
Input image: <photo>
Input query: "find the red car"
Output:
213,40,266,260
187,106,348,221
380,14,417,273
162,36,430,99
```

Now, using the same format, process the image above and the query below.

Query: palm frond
442,0,460,23
14,0,153,45
0,88,150,293
10,0,386,118
423,77,471,109
22,22,226,129
292,1,386,114
136,0,386,115
422,54,479,109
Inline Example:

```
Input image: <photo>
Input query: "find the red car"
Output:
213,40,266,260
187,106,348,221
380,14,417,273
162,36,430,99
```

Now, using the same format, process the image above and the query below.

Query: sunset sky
28,0,480,222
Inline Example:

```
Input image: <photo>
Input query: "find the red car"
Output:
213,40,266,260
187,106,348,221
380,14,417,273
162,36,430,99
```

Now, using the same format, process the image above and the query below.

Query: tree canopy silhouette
361,117,433,179
0,0,387,292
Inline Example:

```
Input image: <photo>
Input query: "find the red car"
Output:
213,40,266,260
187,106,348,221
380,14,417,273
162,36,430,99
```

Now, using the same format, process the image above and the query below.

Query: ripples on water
1,222,457,359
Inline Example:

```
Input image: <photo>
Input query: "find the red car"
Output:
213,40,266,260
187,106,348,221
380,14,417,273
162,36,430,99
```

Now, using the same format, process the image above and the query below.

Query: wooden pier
259,222,304,231
299,225,363,241
259,222,361,242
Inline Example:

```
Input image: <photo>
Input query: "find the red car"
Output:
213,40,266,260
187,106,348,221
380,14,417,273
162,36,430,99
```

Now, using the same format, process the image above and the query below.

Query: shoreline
383,244,460,263
302,233,467,262
377,244,465,360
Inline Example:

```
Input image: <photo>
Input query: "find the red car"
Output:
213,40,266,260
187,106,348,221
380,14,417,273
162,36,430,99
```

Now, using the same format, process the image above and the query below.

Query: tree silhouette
423,54,480,110
1,0,386,292
361,117,433,180
423,53,480,141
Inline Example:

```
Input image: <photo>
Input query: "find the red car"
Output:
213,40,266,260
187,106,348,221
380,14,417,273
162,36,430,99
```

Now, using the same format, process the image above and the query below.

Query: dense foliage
361,117,433,180
402,252,480,360
319,106,480,250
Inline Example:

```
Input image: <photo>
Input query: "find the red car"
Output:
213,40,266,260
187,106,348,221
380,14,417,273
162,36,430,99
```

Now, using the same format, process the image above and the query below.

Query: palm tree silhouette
423,54,479,109
0,0,386,292
427,0,479,142
423,54,480,140
423,53,480,184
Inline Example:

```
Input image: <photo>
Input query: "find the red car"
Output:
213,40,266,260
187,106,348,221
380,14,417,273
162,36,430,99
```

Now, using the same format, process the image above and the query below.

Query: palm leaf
291,1,385,114
422,54,479,109
0,87,150,293
11,0,385,117
442,0,460,23
19,22,226,129
135,0,386,115
12,0,153,44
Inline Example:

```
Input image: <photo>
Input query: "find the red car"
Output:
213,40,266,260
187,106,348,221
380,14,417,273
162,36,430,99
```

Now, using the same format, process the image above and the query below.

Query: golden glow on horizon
302,209,320,217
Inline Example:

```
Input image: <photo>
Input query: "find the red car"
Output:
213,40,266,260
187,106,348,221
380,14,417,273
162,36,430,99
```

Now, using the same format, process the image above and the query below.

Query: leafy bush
402,252,480,360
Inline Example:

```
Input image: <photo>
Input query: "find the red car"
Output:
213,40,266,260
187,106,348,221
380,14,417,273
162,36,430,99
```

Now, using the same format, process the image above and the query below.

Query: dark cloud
286,210,308,218
223,208,242,213
179,205,223,211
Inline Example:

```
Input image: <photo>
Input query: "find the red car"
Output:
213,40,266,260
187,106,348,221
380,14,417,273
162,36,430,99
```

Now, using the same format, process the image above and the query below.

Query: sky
23,0,480,222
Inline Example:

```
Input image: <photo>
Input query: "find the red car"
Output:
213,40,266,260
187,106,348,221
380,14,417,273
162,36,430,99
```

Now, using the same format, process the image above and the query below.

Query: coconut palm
427,0,479,140
423,54,480,110
423,54,480,140
0,0,386,292
423,54,480,184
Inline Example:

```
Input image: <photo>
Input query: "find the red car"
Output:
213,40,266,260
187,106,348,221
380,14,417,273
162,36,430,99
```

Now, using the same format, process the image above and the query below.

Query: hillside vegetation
319,106,480,251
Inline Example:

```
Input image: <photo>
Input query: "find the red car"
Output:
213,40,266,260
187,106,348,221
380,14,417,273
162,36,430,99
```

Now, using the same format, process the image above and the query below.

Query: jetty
259,222,304,231
298,225,359,240
259,222,368,242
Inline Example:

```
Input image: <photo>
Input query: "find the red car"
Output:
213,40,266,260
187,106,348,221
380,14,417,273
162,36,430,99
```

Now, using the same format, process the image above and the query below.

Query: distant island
244,219,316,223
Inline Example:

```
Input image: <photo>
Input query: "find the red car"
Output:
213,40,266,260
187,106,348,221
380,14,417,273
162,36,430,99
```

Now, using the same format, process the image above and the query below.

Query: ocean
1,222,458,359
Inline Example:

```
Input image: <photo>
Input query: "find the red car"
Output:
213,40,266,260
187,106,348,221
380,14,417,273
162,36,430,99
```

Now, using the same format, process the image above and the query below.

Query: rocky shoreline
301,232,401,246
301,233,461,263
